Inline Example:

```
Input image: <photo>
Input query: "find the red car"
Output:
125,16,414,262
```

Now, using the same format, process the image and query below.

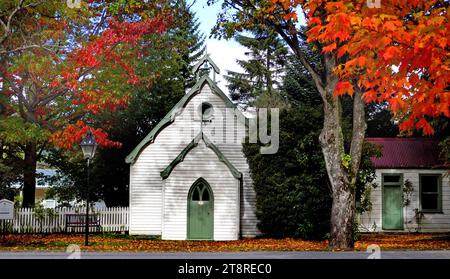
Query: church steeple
192,52,220,82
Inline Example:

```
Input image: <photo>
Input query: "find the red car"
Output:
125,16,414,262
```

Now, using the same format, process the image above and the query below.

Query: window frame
382,173,403,186
198,102,214,121
419,174,442,213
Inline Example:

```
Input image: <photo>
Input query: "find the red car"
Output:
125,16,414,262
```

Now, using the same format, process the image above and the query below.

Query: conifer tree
225,27,287,107
175,0,206,90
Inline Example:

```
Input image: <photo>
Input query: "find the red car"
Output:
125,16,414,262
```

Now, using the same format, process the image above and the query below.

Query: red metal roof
366,138,444,169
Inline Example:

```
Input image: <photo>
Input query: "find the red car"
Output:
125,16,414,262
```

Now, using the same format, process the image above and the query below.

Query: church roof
192,53,220,74
160,132,242,180
125,75,247,164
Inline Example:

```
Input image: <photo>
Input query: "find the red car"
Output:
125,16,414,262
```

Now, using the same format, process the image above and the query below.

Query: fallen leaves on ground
355,233,450,251
0,233,449,252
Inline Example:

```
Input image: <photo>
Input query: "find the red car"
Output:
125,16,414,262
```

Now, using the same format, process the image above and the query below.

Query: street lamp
80,128,97,246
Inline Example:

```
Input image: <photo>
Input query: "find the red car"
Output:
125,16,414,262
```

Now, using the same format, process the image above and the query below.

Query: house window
383,174,402,184
420,174,442,213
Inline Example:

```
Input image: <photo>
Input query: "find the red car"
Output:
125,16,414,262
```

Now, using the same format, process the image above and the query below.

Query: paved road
1,251,450,259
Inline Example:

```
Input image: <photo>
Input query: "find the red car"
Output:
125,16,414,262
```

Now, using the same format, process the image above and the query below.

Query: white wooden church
126,54,258,240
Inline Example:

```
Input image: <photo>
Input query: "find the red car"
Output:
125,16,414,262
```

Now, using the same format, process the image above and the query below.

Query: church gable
125,75,247,164
160,132,242,180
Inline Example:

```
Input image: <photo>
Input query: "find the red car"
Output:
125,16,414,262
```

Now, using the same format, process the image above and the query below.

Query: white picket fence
3,207,129,233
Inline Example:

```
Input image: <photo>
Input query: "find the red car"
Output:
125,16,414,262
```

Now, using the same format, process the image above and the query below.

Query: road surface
1,250,450,259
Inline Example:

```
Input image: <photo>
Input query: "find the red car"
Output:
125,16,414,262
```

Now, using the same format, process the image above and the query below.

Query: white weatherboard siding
359,169,450,232
129,83,259,237
162,141,240,240
210,111,258,237
218,144,257,237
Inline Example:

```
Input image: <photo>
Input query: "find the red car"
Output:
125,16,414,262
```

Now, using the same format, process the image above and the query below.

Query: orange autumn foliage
48,17,167,149
271,0,450,135
50,121,122,150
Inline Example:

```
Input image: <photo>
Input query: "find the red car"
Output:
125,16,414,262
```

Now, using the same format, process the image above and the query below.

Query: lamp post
80,129,97,246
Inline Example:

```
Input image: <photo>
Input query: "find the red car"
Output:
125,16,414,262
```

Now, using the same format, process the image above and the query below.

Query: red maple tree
212,0,448,248
0,1,172,206
274,0,449,134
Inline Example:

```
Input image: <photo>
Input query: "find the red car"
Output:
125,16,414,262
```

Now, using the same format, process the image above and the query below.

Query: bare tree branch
0,0,49,52
349,83,367,179
271,24,325,93
0,0,25,45
0,44,56,55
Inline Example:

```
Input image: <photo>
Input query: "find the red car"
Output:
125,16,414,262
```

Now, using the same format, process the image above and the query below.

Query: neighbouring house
13,168,106,208
126,55,258,240
12,169,57,204
35,169,57,202
360,138,449,232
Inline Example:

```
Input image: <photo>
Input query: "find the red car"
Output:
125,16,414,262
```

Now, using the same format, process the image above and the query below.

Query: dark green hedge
243,107,331,239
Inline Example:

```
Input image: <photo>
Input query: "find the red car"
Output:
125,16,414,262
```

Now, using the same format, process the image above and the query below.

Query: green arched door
187,178,213,240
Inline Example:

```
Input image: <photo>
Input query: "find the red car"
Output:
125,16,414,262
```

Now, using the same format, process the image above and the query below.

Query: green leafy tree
0,158,21,200
0,1,172,207
366,104,400,137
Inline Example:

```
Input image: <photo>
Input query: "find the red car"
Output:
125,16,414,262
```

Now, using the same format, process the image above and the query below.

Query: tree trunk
320,92,356,249
22,143,37,207
276,26,367,248
318,55,364,249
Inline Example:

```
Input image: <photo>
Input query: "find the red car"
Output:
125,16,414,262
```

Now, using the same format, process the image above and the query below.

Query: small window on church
199,102,213,121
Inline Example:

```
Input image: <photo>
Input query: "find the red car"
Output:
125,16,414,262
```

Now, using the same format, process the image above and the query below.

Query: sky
191,1,248,94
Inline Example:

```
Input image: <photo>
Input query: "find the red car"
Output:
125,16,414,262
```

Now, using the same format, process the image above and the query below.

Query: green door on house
188,178,213,240
382,174,404,230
